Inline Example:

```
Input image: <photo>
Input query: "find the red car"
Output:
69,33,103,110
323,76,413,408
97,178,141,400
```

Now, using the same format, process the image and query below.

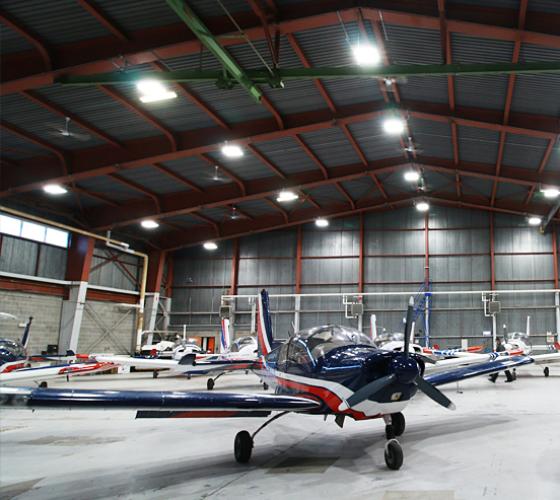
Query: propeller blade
340,374,396,411
403,296,414,357
415,375,456,410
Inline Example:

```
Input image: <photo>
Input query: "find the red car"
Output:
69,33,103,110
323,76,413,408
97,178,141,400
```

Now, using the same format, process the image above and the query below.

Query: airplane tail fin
256,289,273,356
370,314,377,342
21,317,33,349
220,318,231,354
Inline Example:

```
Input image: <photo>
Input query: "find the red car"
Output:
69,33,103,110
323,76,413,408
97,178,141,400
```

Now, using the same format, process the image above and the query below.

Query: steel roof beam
84,156,560,230
167,0,263,103
151,163,203,193
108,174,161,212
3,2,560,95
75,0,129,42
155,191,559,250
2,100,558,197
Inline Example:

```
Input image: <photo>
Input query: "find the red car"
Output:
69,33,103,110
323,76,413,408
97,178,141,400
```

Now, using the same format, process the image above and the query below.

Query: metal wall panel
37,245,66,280
303,228,359,257
0,237,38,276
88,249,140,291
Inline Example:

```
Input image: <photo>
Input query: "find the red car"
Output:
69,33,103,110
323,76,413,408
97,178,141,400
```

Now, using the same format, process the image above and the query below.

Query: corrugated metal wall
170,206,559,347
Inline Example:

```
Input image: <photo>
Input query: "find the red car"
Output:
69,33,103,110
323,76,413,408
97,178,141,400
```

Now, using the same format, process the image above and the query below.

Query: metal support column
142,250,166,350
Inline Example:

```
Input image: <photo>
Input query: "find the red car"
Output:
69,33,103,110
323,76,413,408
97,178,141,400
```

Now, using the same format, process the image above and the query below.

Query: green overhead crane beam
166,0,263,102
56,61,560,87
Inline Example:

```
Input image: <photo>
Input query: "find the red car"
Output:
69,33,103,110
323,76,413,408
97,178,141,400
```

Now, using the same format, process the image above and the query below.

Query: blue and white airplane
0,291,533,470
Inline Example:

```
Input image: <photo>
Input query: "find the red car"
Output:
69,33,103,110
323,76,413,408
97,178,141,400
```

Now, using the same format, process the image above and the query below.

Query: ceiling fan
46,117,91,142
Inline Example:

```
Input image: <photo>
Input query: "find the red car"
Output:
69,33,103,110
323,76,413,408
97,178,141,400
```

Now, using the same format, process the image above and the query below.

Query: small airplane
96,318,260,389
0,291,532,470
0,316,115,386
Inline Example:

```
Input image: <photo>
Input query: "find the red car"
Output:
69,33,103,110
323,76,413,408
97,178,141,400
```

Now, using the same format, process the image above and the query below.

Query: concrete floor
1,367,559,500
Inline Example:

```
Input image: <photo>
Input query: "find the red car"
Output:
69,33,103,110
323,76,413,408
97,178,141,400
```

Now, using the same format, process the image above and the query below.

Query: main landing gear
383,413,405,470
544,367,550,377
207,372,225,390
234,411,289,463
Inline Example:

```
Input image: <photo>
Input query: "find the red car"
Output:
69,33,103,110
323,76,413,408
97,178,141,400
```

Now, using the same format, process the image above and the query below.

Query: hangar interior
0,0,559,498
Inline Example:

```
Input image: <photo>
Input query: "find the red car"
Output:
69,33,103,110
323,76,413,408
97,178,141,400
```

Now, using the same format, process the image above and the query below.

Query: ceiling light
541,187,560,199
136,79,177,103
415,201,430,212
140,219,159,229
43,184,67,195
404,171,420,182
383,117,405,135
315,218,329,228
528,216,542,226
352,43,381,66
221,144,244,158
276,190,299,203
203,241,218,251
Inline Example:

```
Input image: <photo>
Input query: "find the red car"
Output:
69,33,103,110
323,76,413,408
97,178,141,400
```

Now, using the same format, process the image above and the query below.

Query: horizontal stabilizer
136,410,271,419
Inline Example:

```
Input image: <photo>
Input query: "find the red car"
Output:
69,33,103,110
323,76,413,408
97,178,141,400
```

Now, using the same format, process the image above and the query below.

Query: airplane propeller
340,296,456,412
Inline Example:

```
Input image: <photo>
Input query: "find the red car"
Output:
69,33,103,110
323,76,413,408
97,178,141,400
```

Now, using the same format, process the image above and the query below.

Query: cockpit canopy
0,339,26,364
296,325,374,361
231,336,256,353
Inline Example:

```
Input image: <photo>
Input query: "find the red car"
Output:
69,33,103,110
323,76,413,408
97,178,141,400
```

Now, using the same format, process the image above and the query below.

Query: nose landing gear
383,413,405,470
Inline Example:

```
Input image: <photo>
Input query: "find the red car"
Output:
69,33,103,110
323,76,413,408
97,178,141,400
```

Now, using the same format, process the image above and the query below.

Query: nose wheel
384,439,404,470
234,431,253,463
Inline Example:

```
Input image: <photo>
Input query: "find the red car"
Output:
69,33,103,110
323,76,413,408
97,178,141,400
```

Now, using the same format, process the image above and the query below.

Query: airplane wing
94,355,182,371
0,387,321,418
424,355,534,386
0,362,115,384
530,352,560,365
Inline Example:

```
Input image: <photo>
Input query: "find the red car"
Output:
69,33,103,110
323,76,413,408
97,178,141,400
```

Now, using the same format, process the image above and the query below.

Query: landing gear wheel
207,378,215,390
385,424,395,440
391,412,406,437
187,374,192,380
234,430,253,463
39,381,48,388
384,439,403,470
263,383,269,391
152,371,159,379
544,367,550,377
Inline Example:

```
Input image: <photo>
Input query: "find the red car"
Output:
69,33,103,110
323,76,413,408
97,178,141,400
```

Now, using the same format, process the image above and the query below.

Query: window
0,213,69,248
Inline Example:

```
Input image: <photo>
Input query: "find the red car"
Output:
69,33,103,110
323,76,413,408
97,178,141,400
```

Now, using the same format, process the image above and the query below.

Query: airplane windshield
296,325,373,361
0,339,26,362
231,336,255,352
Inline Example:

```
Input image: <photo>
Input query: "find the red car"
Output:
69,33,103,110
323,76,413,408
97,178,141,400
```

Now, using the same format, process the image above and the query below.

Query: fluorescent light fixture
221,144,244,158
352,43,381,66
137,79,177,103
140,219,159,229
276,190,299,203
403,171,420,182
203,241,218,251
541,187,560,199
43,184,67,195
383,117,405,135
415,201,430,212
528,216,542,226
315,218,329,228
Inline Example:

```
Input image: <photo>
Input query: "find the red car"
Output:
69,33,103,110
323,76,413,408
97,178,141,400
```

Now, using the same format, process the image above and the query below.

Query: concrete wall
170,206,559,348
0,290,62,354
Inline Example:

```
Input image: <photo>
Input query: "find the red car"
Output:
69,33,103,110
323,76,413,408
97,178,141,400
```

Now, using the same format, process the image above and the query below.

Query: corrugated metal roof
263,80,328,115
93,0,182,32
159,156,223,189
0,93,105,151
398,76,450,104
250,136,317,175
305,184,349,206
409,117,453,160
321,78,384,107
545,142,560,172
76,177,143,202
298,127,361,168
452,34,513,110
188,0,251,18
339,178,376,201
383,25,443,64
0,24,33,54
511,44,560,117
117,166,184,195
502,133,548,169
457,126,500,165
205,150,272,181
347,120,403,161
528,0,560,13
460,176,494,198
164,214,207,227
235,199,277,217
35,85,160,141
448,0,520,7
1,0,111,46
495,183,530,203
1,129,55,159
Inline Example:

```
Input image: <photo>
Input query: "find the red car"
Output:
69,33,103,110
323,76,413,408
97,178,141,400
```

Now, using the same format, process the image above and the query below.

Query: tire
391,412,406,437
207,378,215,390
384,439,404,470
544,367,550,378
234,431,253,463
263,383,269,391
152,371,159,379
39,381,48,389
